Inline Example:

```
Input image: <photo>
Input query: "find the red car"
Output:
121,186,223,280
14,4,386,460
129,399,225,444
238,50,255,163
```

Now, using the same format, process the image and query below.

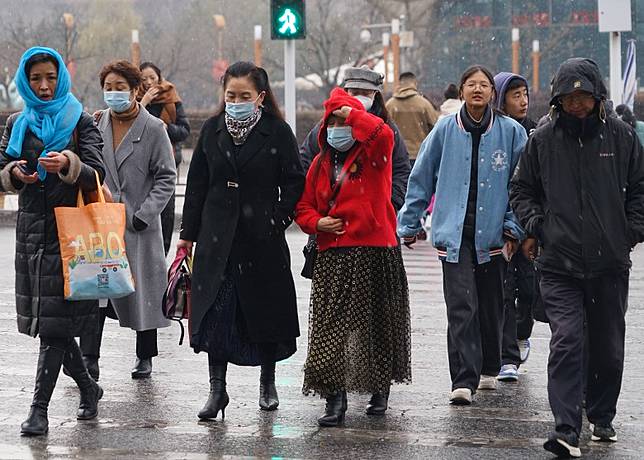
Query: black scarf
557,106,602,141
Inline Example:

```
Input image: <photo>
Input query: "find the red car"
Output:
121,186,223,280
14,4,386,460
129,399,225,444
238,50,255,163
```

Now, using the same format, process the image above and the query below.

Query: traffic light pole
284,40,296,133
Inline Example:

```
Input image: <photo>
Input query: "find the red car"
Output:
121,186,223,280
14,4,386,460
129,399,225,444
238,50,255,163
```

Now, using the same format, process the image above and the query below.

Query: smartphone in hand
18,163,36,175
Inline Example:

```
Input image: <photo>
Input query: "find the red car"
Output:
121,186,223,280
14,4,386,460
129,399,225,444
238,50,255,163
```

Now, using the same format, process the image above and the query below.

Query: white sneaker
449,388,472,405
477,374,497,390
518,339,531,363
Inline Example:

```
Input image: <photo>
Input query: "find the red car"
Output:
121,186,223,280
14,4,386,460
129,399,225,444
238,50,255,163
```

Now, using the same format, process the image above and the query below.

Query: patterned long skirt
302,246,412,397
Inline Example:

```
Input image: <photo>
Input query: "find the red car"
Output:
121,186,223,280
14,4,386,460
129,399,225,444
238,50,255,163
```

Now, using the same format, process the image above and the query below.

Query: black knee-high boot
259,362,279,411
198,357,229,420
63,340,103,420
21,342,66,436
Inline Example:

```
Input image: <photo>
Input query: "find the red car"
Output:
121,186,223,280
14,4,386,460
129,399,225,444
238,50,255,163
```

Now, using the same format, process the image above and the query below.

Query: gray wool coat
97,106,176,331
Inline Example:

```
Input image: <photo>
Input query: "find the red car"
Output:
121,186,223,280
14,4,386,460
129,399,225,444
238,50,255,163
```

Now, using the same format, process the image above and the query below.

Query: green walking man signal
270,0,306,40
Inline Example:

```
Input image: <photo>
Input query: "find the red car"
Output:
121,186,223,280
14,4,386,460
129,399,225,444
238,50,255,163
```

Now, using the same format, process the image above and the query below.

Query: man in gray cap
300,65,410,212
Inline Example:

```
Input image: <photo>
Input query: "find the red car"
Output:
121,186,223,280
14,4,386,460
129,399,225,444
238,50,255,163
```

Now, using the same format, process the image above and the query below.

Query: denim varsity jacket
397,110,527,264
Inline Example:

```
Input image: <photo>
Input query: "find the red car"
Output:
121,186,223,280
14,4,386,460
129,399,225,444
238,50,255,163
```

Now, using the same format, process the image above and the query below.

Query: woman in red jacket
296,87,411,427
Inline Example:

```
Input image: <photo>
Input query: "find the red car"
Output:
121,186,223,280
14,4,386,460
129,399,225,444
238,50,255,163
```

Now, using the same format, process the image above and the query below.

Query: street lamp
391,19,401,88
512,27,520,74
360,29,372,43
62,13,74,65
254,25,263,67
382,32,390,94
213,14,226,61
131,29,140,67
532,40,540,93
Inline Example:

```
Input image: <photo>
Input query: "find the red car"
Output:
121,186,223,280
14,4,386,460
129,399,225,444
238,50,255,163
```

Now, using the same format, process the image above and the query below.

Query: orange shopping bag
54,172,135,300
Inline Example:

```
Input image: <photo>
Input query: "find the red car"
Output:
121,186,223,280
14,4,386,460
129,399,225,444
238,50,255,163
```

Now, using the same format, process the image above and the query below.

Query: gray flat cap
341,65,384,92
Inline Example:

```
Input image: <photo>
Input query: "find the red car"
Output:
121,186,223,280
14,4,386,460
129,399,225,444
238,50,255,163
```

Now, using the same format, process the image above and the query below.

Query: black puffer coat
146,101,190,166
0,112,105,338
510,58,644,278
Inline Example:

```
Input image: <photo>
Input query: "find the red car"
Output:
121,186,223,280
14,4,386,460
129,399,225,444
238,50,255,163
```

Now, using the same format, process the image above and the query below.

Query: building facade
421,0,641,95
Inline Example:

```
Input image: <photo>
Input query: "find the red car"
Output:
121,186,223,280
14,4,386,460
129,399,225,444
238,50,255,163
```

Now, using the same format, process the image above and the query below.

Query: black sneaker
590,423,617,442
543,429,581,458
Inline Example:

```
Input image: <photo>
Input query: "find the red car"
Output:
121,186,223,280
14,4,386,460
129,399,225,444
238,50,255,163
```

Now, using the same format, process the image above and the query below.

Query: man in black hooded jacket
511,58,644,458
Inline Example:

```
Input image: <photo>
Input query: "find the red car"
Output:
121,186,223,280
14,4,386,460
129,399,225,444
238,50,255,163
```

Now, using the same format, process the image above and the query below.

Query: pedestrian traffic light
270,0,306,40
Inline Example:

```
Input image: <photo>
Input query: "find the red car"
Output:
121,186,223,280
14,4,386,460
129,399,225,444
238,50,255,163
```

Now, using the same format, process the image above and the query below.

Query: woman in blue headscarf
0,47,106,436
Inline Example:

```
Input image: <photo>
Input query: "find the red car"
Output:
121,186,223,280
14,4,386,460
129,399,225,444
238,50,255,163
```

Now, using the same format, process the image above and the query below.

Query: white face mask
355,95,374,111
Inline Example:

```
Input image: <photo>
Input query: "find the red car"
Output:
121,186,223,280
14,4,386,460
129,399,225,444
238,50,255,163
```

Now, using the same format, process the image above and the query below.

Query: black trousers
80,304,159,360
540,270,628,435
161,192,175,257
501,251,536,366
442,242,506,391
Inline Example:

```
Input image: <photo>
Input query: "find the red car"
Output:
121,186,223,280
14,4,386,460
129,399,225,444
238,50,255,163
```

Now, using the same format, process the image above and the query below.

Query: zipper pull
578,137,583,148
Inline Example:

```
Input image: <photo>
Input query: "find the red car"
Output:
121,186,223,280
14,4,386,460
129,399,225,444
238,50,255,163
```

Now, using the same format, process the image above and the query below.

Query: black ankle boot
318,391,347,427
21,344,65,436
259,363,279,411
365,390,389,415
131,358,152,379
63,342,103,420
198,361,229,420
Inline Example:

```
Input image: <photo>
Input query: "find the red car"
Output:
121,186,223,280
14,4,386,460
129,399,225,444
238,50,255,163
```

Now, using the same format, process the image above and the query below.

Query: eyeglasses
464,81,492,91
560,93,595,105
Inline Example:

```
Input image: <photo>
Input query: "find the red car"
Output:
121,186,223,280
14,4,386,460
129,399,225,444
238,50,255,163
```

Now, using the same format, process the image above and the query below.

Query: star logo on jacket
491,150,508,172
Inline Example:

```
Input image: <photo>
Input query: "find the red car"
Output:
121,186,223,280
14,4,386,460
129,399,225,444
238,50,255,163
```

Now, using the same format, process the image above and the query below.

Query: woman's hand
316,216,345,235
177,239,193,254
38,152,70,174
140,87,160,107
11,161,38,184
332,106,352,120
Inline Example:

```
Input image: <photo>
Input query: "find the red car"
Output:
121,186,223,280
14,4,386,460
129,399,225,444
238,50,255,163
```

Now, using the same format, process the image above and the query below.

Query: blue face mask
225,101,256,120
225,93,263,120
327,126,355,152
104,91,132,113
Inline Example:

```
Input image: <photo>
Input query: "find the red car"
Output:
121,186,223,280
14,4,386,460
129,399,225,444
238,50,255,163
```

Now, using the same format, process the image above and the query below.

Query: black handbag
300,151,360,280
301,235,318,279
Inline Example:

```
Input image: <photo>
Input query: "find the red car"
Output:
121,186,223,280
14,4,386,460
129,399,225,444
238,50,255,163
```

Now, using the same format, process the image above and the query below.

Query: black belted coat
180,112,305,349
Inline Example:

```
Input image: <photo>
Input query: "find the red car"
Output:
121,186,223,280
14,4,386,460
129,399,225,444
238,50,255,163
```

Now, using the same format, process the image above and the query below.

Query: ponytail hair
216,61,283,121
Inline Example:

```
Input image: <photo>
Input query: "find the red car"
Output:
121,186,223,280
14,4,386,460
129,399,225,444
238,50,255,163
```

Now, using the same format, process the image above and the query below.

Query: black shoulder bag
301,151,359,279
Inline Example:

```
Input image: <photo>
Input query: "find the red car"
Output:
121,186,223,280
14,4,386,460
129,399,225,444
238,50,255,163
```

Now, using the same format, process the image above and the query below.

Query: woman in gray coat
77,60,176,379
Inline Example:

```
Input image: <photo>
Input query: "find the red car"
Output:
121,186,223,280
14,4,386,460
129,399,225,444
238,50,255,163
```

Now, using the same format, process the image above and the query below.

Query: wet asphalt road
0,226,643,459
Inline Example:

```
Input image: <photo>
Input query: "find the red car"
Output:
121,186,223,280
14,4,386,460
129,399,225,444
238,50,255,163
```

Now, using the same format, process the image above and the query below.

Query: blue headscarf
6,46,83,180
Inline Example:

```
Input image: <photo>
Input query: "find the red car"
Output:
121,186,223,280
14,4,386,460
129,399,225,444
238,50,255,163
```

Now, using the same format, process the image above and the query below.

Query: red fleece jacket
295,88,397,251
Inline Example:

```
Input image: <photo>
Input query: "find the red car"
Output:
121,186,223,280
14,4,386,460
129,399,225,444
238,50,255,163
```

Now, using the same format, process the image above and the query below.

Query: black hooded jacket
510,58,644,278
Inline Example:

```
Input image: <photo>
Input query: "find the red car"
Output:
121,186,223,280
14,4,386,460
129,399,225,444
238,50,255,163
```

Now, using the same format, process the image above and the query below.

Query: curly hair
99,60,141,89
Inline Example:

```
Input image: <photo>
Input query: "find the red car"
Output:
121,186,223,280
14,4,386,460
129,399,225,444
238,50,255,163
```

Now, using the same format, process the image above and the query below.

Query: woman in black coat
178,61,304,420
139,61,190,255
0,47,105,436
